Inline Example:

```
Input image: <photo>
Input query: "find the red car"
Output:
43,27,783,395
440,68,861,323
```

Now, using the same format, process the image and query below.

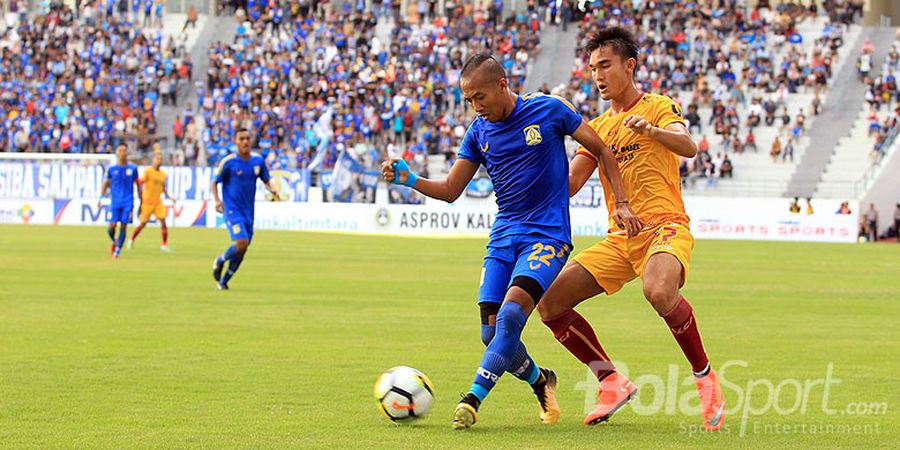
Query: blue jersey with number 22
458,93,583,246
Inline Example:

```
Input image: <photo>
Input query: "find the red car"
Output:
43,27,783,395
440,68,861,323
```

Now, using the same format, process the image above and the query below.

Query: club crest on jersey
126,169,132,176
523,125,542,146
254,165,260,175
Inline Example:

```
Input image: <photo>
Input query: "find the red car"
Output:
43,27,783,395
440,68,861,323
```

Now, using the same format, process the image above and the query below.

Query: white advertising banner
52,199,210,227
0,199,54,225
3,196,860,243
684,197,859,243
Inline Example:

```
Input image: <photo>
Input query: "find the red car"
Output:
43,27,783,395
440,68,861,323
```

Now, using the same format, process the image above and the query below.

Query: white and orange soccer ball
373,366,434,422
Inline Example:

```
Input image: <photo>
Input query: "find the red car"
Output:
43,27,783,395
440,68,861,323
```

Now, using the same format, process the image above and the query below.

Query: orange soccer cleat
584,371,637,425
695,368,726,431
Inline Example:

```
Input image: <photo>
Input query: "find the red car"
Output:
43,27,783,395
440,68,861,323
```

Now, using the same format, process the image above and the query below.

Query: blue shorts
108,205,133,224
226,218,254,242
478,237,571,305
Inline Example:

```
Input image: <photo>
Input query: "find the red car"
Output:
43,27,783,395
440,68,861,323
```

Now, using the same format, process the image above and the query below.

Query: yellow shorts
573,223,693,295
139,202,167,222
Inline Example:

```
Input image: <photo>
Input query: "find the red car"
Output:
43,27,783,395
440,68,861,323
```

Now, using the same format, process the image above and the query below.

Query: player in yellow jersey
128,151,175,252
536,27,726,430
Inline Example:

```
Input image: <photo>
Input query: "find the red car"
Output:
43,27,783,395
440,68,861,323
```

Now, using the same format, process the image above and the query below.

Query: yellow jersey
577,93,689,228
141,166,167,205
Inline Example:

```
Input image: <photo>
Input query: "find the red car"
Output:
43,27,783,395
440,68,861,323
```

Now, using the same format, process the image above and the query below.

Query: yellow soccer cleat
532,368,560,424
451,394,480,429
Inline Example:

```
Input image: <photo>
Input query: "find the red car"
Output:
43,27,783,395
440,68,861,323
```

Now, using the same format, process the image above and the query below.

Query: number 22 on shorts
527,243,570,269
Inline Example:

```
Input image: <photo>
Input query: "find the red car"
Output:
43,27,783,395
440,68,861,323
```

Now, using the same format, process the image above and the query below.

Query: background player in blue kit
382,54,641,429
98,144,141,259
211,128,280,290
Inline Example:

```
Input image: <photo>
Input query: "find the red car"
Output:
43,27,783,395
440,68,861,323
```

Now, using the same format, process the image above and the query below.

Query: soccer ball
374,366,434,422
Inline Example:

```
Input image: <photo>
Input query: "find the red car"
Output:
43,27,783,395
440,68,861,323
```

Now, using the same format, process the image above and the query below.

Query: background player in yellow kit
129,151,175,252
537,27,726,430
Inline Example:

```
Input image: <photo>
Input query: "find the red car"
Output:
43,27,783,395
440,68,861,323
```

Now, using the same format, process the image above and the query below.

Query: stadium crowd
553,0,865,185
184,0,545,180
2,0,895,204
0,1,192,155
863,33,900,160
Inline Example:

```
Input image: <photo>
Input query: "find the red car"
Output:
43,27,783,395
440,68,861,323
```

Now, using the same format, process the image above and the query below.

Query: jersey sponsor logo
610,142,641,164
524,124,542,146
477,367,500,383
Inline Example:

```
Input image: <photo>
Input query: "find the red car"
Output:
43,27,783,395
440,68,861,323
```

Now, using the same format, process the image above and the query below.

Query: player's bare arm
569,152,597,196
211,180,223,213
381,157,479,203
570,122,643,236
265,180,279,201
622,116,697,158
98,179,110,207
135,175,143,209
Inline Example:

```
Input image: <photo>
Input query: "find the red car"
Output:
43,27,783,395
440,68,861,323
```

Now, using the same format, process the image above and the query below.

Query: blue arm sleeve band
391,160,418,188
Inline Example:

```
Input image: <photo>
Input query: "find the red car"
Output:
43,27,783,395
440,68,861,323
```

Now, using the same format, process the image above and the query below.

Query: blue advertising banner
465,177,493,198
0,162,310,202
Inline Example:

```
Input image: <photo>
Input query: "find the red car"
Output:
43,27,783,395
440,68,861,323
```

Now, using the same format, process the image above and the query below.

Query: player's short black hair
235,127,250,136
460,53,506,83
584,27,640,66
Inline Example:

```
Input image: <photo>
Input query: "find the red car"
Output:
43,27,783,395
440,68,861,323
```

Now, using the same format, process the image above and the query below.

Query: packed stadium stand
815,31,900,200
1,1,897,205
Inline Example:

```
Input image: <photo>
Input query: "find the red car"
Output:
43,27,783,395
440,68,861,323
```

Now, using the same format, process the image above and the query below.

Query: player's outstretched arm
570,121,644,237
381,158,478,203
569,153,597,197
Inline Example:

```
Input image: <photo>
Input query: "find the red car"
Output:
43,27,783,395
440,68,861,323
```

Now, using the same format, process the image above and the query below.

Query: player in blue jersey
211,128,279,290
98,144,142,259
382,54,641,429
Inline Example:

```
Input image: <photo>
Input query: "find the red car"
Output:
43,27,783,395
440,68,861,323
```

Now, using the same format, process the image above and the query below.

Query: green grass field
1,224,898,448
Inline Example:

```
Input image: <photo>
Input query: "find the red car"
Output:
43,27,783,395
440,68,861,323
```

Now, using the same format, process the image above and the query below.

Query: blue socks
115,227,127,250
221,244,238,262
481,324,540,385
219,244,244,285
470,302,531,402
